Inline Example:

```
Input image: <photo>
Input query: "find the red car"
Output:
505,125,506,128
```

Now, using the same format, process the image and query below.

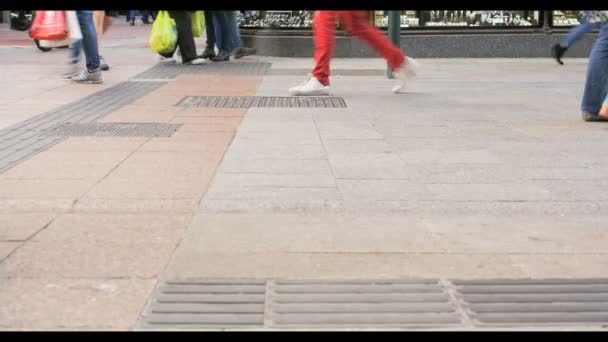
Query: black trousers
160,11,197,63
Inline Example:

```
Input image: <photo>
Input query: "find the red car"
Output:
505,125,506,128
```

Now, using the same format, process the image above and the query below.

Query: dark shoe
99,56,110,71
233,47,257,59
211,49,230,62
581,112,608,122
551,44,567,65
130,20,135,26
202,47,216,59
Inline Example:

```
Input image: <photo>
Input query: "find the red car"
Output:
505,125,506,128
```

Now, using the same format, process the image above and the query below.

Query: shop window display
374,10,540,28
552,11,585,26
237,11,313,29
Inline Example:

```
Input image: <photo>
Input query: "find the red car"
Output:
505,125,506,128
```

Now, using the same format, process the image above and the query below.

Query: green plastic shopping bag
192,11,205,37
150,11,177,54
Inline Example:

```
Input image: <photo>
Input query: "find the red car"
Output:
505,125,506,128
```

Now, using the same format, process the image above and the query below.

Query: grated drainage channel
453,279,608,327
138,278,463,330
0,81,166,173
268,279,461,328
176,96,347,108
138,278,608,330
134,62,272,79
45,123,182,138
139,279,267,329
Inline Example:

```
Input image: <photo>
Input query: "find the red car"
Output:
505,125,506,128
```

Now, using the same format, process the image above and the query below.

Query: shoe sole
71,79,103,84
289,90,330,96
582,112,608,122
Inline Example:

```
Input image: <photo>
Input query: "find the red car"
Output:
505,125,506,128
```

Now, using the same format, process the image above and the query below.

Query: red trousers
311,11,406,86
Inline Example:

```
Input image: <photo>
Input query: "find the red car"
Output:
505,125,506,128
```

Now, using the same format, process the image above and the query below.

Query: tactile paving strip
452,279,608,326
267,68,385,76
133,62,272,79
139,279,267,329
45,123,182,138
138,278,608,330
0,81,166,173
176,96,347,108
268,279,461,328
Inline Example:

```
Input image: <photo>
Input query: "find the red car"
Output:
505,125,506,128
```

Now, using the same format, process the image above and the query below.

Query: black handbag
9,11,32,31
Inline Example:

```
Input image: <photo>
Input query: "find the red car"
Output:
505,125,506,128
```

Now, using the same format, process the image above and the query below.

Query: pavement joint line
0,214,57,265
70,135,154,209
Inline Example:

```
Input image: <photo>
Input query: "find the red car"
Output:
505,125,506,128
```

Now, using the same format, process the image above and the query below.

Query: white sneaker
174,47,182,64
392,57,418,94
188,57,208,65
288,77,330,96
159,55,176,63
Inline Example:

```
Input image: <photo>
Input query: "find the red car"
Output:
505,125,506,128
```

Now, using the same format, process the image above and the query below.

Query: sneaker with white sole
187,57,208,65
71,69,103,84
61,62,80,79
288,77,330,96
174,47,182,64
99,56,110,71
392,57,418,94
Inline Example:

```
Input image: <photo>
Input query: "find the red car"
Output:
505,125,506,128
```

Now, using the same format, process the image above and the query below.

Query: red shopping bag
30,11,68,40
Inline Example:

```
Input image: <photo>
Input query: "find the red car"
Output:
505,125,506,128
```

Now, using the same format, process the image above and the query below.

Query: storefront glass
374,11,541,28
552,10,586,26
237,11,313,29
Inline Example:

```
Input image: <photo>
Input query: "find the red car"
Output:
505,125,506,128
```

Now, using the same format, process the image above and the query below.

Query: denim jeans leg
69,39,82,64
560,21,601,49
76,11,100,71
212,11,230,52
225,11,241,52
204,11,216,49
581,23,608,114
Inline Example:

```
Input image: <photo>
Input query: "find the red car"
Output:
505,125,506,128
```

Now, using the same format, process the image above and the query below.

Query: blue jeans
581,22,608,114
560,13,601,48
224,11,242,52
128,10,154,22
70,11,100,71
205,11,231,52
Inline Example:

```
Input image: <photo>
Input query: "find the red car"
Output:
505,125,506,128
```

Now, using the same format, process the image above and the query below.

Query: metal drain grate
0,81,166,173
268,68,385,76
134,62,272,79
269,280,461,327
140,279,267,329
45,123,182,138
177,96,347,108
453,279,608,326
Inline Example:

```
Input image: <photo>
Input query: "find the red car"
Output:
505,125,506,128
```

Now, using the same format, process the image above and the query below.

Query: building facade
238,10,597,58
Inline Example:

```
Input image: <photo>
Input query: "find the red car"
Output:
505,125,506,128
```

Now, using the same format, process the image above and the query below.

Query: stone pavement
2,21,608,330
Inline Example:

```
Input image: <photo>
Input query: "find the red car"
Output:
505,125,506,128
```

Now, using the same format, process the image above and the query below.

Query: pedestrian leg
288,11,334,96
92,11,109,71
582,23,608,120
203,11,217,59
337,11,405,70
310,11,338,86
71,11,102,83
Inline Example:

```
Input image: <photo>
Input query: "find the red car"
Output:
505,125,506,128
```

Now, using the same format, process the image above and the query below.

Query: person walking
62,11,102,84
158,11,206,65
288,11,417,96
552,11,601,65
93,11,114,71
579,12,608,121
127,10,154,25
226,11,256,59
202,11,231,61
